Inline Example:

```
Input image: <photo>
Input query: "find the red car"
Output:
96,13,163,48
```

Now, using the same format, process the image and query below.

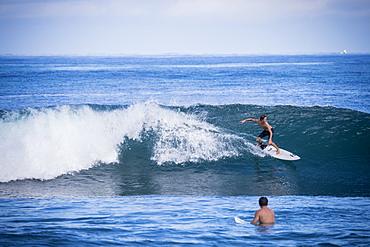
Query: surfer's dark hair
259,197,268,207
260,114,267,120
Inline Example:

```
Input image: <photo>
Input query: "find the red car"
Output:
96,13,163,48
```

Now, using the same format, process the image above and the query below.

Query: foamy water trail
0,103,250,182
147,106,246,165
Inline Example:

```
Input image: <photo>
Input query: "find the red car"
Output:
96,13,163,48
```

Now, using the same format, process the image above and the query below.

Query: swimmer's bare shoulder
251,207,275,225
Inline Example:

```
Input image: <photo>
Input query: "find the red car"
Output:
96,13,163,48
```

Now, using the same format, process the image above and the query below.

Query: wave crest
0,103,248,182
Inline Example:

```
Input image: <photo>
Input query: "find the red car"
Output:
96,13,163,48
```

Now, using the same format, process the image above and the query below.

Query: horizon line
0,51,368,57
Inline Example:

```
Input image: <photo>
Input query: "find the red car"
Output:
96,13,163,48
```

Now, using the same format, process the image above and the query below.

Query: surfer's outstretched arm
240,118,258,124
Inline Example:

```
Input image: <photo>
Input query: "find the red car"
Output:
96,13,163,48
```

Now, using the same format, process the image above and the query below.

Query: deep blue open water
1,54,370,246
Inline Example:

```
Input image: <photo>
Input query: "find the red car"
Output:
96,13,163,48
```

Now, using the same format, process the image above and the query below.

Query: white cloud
1,0,363,20
166,0,329,21
0,0,155,18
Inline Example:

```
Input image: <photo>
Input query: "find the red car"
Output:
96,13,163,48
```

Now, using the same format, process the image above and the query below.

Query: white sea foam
0,102,251,182
122,102,250,165
1,105,123,182
148,107,242,165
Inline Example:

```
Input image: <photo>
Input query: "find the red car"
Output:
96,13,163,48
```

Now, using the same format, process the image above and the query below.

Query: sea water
1,54,370,246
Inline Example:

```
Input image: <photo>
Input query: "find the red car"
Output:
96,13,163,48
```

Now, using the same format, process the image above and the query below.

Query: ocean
1,54,370,246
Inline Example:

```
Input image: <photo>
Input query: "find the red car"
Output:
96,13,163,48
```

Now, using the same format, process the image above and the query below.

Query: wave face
1,103,369,196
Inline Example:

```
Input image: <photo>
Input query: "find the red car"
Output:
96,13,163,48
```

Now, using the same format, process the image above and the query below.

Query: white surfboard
260,144,300,161
234,216,247,224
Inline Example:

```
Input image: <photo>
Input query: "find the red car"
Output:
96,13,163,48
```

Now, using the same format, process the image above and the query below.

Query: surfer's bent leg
257,130,269,145
261,129,280,155
269,129,280,154
256,137,263,145
270,142,281,155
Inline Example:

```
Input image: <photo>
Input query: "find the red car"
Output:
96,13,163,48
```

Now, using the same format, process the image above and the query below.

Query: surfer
250,197,275,225
240,114,280,154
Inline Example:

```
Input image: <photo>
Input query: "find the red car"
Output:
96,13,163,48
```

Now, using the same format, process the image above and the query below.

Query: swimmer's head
259,197,268,207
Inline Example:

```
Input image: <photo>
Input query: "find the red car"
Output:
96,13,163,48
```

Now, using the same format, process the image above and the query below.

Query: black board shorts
258,128,274,139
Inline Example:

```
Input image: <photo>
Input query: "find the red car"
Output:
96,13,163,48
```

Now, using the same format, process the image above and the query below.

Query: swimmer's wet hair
259,197,268,206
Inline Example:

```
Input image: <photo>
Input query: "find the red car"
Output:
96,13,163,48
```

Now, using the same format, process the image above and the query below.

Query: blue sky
1,0,369,55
